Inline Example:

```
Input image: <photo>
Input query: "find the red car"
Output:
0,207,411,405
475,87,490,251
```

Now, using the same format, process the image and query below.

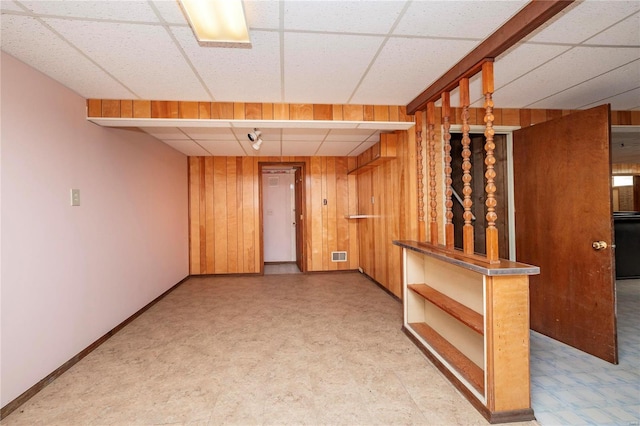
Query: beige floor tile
2,272,537,426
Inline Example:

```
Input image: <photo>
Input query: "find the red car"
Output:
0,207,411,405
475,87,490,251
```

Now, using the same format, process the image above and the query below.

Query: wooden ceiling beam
406,0,574,115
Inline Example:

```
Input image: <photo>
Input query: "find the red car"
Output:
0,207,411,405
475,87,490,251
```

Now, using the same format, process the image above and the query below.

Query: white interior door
262,171,296,262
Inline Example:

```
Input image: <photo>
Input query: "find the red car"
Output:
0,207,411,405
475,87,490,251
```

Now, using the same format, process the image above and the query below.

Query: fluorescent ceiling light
179,0,250,47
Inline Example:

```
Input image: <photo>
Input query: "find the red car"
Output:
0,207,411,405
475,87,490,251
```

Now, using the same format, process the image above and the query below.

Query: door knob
592,241,608,250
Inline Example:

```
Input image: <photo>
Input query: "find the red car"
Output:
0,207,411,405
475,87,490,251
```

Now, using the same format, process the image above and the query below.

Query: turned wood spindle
442,92,454,249
416,112,426,242
482,61,499,263
460,78,474,255
427,102,438,245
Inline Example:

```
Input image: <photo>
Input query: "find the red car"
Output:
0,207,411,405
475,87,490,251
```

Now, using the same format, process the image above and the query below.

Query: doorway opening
259,163,305,274
449,132,511,259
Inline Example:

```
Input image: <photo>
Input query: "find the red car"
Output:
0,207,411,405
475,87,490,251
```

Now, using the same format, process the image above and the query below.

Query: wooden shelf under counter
394,240,540,424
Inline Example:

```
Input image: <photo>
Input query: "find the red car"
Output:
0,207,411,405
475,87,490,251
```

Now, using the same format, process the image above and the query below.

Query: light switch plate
70,189,80,206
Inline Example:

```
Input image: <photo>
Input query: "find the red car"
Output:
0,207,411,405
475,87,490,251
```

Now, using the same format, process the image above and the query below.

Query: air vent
331,251,347,262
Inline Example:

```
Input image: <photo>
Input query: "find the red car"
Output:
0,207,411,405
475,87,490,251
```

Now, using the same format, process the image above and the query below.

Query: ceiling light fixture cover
178,0,251,47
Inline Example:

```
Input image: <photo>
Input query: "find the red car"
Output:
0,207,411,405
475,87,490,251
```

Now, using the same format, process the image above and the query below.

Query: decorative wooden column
416,112,426,241
427,102,438,245
442,92,454,249
482,61,499,263
460,78,474,254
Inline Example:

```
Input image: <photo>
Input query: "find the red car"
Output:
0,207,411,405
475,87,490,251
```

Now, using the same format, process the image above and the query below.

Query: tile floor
1,272,534,426
530,279,640,426
1,273,637,425
264,263,301,275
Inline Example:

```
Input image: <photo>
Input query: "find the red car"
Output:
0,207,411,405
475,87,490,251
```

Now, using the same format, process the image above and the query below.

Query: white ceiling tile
394,1,527,39
243,140,281,156
140,127,189,139
582,87,640,111
196,140,246,156
349,140,377,156
315,141,361,156
586,12,640,46
0,14,135,98
172,28,281,102
351,37,477,105
527,60,640,110
43,19,208,100
284,32,383,104
284,1,405,34
0,1,22,12
181,127,236,140
161,139,211,156
282,128,329,141
150,0,187,25
282,140,321,156
493,46,640,109
325,129,377,142
244,0,280,30
527,0,640,44
20,1,160,22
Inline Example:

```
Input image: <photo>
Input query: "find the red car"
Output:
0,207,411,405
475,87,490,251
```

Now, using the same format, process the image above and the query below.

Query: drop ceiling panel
495,46,640,109
172,28,281,102
149,0,186,25
0,14,135,99
140,127,189,140
282,128,329,141
351,37,477,105
244,0,280,30
393,1,527,38
527,1,640,44
587,12,640,46
44,19,207,100
181,127,236,140
582,87,640,111
0,1,22,12
349,140,378,156
284,1,405,34
527,60,640,110
316,141,362,156
325,129,378,142
284,32,384,104
196,140,246,156
20,0,159,22
161,139,210,156
282,140,322,156
243,140,280,156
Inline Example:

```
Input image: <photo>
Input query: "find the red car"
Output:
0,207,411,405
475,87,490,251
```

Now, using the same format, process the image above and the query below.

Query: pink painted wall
0,53,189,406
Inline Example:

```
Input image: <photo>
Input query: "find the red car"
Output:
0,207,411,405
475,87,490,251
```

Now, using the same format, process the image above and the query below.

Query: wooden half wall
188,156,360,274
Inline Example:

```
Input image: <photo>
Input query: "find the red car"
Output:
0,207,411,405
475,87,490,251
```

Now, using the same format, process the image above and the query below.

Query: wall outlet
70,189,80,206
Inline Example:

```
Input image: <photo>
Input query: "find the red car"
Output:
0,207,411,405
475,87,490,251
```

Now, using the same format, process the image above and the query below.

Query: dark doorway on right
450,133,509,259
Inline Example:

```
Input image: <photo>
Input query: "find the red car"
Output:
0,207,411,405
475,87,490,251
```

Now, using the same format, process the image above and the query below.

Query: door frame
258,162,306,273
449,125,520,261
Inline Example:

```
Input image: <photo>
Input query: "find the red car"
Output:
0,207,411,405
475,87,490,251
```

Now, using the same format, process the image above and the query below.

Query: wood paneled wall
356,130,418,298
188,156,359,275
87,99,412,123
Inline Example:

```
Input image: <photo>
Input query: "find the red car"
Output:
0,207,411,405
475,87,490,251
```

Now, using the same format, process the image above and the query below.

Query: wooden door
294,166,304,272
513,104,617,363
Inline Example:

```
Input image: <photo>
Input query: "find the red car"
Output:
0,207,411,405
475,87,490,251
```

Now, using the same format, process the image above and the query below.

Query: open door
294,166,304,272
513,104,617,363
